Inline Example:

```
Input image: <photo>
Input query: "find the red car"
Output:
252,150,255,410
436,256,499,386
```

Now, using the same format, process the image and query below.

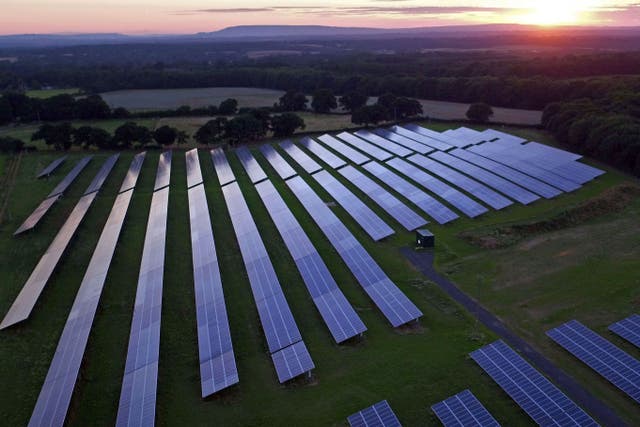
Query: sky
1,0,639,35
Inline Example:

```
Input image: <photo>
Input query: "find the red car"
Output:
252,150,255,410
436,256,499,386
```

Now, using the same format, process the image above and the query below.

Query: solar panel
153,150,172,191
221,182,313,382
13,194,61,236
29,188,137,427
185,148,203,188
255,179,367,343
119,152,147,194
609,314,640,348
211,147,236,186
317,134,369,165
235,146,268,184
547,320,640,403
336,132,393,161
362,161,458,225
312,170,394,241
47,155,92,198
390,126,454,151
372,129,434,155
347,400,401,427
286,176,422,327
117,185,170,427
449,149,561,199
83,153,119,195
186,164,238,396
482,129,527,144
37,155,67,178
386,158,488,218
259,144,297,179
271,340,315,383
354,130,413,157
403,124,468,148
299,137,347,169
279,139,322,173
428,151,539,205
470,340,598,427
338,166,427,231
431,389,500,427
407,154,513,210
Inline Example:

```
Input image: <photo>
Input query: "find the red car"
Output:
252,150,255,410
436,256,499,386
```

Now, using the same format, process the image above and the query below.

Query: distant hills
1,24,640,48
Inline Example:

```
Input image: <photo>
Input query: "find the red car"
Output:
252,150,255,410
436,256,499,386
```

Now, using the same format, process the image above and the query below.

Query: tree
339,91,368,112
224,114,267,144
218,98,238,115
311,89,337,113
0,136,24,153
153,125,178,146
394,97,423,119
176,130,189,145
111,107,131,119
73,126,111,149
194,118,227,145
113,122,152,148
75,95,111,119
277,90,308,111
271,113,305,137
32,123,73,151
0,96,13,124
40,94,76,121
377,93,397,110
351,104,389,127
466,103,494,123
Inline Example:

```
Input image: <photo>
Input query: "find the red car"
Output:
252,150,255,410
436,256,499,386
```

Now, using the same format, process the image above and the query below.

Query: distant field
25,88,81,99
100,87,542,125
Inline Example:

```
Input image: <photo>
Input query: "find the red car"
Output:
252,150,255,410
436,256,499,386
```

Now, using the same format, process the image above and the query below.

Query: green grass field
0,128,639,426
25,88,81,99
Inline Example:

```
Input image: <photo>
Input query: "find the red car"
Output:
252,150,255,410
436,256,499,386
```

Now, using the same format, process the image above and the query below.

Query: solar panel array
37,155,67,178
547,320,640,403
609,314,640,348
259,144,297,180
47,155,93,198
117,153,171,427
186,149,238,397
255,179,366,343
280,139,322,173
338,165,427,231
29,154,145,427
119,152,147,193
235,146,268,184
211,148,236,186
470,340,598,427
185,148,203,189
428,151,538,205
354,130,412,157
403,124,465,148
431,389,500,427
312,170,395,241
371,129,433,155
390,126,453,151
362,161,458,225
287,176,422,327
386,157,488,218
347,400,401,427
222,181,314,382
299,137,347,169
407,154,513,210
336,132,393,161
317,134,370,165
84,153,120,195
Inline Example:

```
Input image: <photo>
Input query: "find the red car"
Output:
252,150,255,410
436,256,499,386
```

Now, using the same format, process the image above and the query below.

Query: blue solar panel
431,389,500,427
317,134,370,165
449,149,561,199
211,148,236,186
236,146,268,184
402,124,467,148
271,341,315,383
354,130,413,157
362,161,458,225
338,165,427,231
390,126,454,151
279,139,322,173
255,180,366,343
47,155,93,198
347,400,401,427
547,320,640,403
386,158,488,218
470,340,598,427
185,149,203,188
428,151,538,205
259,144,297,179
187,152,238,397
83,153,120,195
287,176,422,327
153,151,172,191
336,132,393,161
222,182,313,382
28,166,141,427
372,128,434,155
312,170,394,241
119,152,147,193
407,154,513,210
609,314,640,348
37,155,67,178
299,137,347,169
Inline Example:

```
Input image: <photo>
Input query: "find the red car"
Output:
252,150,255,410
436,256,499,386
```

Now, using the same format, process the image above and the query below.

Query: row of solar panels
347,314,640,427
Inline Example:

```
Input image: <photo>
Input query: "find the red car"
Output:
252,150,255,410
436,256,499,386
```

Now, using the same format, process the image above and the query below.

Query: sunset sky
2,0,639,35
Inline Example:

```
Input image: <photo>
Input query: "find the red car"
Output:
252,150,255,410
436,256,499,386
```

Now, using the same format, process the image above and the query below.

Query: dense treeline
542,92,640,177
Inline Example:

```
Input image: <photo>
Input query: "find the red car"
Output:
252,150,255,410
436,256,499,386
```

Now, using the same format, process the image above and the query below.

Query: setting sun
520,0,597,26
